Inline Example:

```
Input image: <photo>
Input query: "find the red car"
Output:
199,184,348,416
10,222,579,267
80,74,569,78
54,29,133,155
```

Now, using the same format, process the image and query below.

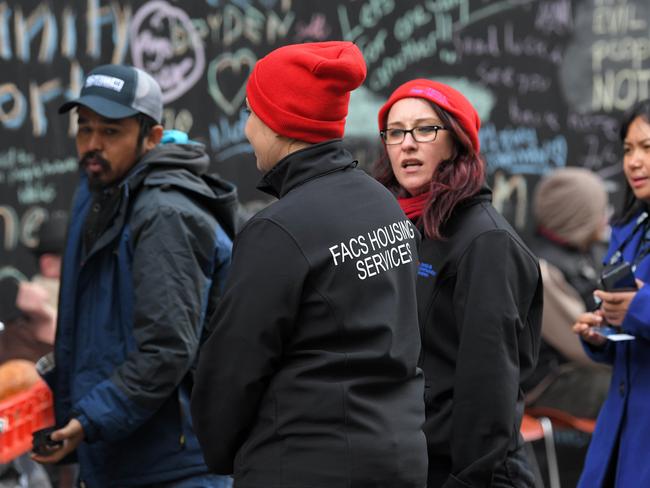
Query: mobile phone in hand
591,326,635,342
32,427,63,455
599,261,637,292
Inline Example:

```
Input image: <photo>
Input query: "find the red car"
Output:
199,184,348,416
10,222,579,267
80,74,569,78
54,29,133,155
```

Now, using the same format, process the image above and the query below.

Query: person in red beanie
374,79,543,488
191,42,428,487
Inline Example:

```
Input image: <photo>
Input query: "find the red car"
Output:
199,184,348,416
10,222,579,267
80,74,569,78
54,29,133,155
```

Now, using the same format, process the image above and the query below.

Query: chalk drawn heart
208,49,257,116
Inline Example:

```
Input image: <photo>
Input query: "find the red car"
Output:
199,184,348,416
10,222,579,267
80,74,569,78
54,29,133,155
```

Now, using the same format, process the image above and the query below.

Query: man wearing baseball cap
33,64,237,488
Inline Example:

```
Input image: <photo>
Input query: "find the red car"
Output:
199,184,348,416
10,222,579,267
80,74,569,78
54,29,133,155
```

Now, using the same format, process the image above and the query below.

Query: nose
400,131,418,150
627,148,644,168
86,131,103,152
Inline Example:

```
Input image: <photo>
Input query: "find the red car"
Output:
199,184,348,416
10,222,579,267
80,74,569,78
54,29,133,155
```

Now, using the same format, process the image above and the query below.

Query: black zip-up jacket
191,140,427,488
417,188,542,488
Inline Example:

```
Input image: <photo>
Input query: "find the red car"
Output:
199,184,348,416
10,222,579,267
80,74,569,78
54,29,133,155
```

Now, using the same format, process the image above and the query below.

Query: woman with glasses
374,79,543,488
572,99,650,488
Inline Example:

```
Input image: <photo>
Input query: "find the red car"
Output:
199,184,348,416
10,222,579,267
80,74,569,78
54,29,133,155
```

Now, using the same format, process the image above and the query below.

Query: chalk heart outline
208,49,257,116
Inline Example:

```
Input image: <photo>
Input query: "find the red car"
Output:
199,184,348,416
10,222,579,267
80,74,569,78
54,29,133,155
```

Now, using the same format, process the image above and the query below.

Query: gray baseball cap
59,64,162,123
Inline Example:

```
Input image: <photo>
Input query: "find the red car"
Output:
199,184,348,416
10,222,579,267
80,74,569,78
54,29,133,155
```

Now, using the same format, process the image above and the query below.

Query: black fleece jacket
191,140,427,488
417,188,542,488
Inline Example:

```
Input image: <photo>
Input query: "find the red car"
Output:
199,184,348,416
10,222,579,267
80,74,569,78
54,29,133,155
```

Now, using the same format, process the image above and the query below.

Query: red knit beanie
246,41,367,143
378,79,481,152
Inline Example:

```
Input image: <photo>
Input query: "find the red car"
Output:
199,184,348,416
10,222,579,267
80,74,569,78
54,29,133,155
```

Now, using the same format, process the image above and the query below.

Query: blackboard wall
0,0,644,278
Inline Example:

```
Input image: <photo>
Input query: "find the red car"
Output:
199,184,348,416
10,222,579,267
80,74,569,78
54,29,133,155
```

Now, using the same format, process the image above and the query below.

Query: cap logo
85,74,125,92
409,86,448,105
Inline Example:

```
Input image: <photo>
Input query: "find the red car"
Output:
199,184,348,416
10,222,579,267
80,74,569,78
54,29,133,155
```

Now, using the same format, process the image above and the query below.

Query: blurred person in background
524,167,611,418
524,167,611,487
0,211,72,488
0,211,67,364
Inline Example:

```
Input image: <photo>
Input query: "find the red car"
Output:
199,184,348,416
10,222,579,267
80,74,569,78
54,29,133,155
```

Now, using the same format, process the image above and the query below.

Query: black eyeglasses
380,125,448,145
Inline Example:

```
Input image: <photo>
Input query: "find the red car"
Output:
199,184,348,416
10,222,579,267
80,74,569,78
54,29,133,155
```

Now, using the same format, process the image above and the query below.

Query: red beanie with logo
377,79,481,152
246,41,367,143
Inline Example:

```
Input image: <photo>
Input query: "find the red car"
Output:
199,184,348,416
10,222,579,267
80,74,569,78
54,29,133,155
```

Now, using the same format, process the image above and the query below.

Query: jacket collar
456,185,492,210
435,185,493,236
257,140,356,199
77,155,168,261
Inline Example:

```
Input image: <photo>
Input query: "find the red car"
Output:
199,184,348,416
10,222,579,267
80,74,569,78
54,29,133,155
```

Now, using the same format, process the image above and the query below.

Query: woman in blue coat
574,99,650,487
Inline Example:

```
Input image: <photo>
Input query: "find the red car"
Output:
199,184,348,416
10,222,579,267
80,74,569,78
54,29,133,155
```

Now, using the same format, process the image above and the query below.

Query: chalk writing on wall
1,0,645,276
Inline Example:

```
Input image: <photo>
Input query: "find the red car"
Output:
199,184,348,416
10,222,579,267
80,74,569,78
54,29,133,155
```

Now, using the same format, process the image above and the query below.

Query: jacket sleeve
190,218,308,475
580,338,616,364
620,283,650,339
74,204,221,442
444,230,541,488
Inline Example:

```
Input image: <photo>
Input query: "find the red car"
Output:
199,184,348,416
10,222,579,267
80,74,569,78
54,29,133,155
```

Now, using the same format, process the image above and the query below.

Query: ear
143,124,164,151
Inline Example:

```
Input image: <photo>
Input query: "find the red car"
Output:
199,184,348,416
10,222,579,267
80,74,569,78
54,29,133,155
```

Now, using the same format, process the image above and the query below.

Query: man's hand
593,279,645,326
32,418,84,464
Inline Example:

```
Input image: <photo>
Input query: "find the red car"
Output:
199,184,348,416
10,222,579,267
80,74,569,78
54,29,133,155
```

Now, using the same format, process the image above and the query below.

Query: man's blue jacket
48,142,237,487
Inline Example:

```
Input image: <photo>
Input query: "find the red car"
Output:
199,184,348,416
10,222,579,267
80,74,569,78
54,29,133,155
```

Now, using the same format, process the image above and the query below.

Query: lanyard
608,211,650,270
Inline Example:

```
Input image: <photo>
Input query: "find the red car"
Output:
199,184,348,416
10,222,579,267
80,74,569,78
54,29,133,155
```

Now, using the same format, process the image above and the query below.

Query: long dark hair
613,99,650,225
373,102,485,240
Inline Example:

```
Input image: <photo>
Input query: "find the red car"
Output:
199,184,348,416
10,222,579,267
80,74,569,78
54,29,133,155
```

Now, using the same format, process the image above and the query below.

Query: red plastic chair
521,413,561,488
525,406,596,435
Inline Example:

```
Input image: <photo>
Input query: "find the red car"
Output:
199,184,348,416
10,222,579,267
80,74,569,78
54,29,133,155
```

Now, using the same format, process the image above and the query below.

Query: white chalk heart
208,49,257,116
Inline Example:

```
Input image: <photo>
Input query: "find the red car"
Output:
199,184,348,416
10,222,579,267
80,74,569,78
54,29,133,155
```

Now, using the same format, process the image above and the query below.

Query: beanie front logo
409,87,448,106
85,75,125,92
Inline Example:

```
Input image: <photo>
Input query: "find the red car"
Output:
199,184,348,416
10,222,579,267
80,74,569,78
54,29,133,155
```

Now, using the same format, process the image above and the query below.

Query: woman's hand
593,279,645,326
572,311,607,347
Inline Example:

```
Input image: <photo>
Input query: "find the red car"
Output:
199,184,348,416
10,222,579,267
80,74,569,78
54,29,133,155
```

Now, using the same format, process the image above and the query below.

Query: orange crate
0,379,55,463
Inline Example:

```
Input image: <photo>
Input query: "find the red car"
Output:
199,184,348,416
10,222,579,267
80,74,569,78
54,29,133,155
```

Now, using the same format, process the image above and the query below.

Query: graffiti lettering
29,79,62,137
592,68,650,112
492,171,528,230
0,205,48,253
196,6,294,46
14,4,58,62
294,13,331,42
85,0,130,63
508,97,560,130
338,0,395,42
593,2,645,35
534,0,573,35
162,108,194,134
503,22,563,63
0,84,27,130
356,29,387,66
481,123,568,175
209,108,248,153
